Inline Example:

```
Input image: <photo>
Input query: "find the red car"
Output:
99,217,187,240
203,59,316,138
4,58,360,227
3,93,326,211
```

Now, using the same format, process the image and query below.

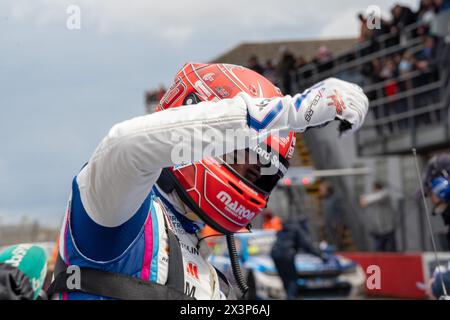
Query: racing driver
48,62,369,300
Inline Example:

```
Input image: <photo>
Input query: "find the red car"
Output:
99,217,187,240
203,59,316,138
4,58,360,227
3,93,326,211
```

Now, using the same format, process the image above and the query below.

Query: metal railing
290,17,450,156
355,49,450,154
294,37,424,90
293,20,429,90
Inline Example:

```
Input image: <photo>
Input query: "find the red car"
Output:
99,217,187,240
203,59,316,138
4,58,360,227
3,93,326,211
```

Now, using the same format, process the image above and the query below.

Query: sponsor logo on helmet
202,73,215,82
194,80,212,98
215,86,230,98
217,191,256,220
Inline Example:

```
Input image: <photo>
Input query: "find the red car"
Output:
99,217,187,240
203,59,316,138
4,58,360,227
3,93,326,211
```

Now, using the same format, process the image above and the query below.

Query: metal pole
412,148,448,298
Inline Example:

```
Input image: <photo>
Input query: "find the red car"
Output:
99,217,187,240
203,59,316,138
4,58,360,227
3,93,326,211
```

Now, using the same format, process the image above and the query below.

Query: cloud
4,0,421,40
4,0,341,43
320,6,362,38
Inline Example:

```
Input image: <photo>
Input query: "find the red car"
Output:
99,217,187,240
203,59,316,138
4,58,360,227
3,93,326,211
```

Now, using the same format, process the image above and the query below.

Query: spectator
295,55,311,88
372,16,393,49
156,84,166,101
434,0,450,12
145,90,157,112
270,217,324,299
262,59,278,85
144,85,167,114
398,50,415,75
276,46,296,95
262,209,283,231
415,35,438,70
319,181,344,249
313,45,334,75
357,13,373,43
420,153,450,299
378,57,399,132
296,55,307,69
429,266,450,299
396,51,416,130
420,153,450,250
380,57,399,80
391,4,417,33
362,58,384,134
414,35,440,124
360,181,397,252
362,58,383,89
417,0,437,24
247,55,265,75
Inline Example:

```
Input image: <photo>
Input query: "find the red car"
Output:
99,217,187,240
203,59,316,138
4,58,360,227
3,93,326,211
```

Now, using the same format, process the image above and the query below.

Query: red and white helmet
156,63,296,234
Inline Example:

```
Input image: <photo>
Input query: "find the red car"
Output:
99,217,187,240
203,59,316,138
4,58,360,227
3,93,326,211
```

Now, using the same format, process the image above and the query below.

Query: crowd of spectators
246,45,333,96
144,84,166,112
145,1,450,133
358,0,450,134
274,1,450,134
362,32,445,133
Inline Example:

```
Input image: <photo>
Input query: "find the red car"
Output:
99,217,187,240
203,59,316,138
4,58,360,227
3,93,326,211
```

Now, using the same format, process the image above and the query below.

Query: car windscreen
245,233,276,256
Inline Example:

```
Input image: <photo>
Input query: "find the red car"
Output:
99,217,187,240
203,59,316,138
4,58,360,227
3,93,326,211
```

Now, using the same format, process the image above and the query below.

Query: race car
208,229,366,299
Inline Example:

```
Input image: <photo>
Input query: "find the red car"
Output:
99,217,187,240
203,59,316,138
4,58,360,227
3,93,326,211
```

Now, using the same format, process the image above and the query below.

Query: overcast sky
0,0,418,227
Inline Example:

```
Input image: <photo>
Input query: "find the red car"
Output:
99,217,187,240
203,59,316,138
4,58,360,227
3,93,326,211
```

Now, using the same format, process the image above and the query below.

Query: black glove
0,264,35,300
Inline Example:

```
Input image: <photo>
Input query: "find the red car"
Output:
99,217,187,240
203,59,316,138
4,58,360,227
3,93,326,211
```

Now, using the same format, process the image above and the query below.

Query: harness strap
47,192,235,300
47,253,191,300
47,216,191,300
214,267,237,300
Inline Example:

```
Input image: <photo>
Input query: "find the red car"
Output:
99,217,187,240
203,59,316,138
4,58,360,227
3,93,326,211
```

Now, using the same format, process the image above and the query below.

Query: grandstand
211,37,358,66
203,8,450,252
289,9,450,252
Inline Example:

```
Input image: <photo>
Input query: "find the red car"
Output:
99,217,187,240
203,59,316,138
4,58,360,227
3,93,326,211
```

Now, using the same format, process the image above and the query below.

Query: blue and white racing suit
54,78,369,300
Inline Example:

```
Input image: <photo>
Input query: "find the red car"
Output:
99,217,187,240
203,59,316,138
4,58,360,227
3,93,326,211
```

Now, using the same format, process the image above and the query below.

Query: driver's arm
77,78,368,228
77,97,251,228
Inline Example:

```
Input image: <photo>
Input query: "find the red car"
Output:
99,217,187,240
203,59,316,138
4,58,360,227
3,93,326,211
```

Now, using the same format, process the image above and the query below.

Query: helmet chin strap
155,183,203,223
156,168,233,234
